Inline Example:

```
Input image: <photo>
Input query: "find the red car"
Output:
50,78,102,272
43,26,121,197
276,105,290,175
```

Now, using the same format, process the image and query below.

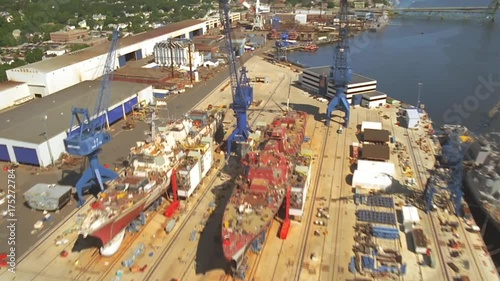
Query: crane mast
64,29,121,206
326,0,352,129
240,0,264,30
219,0,253,158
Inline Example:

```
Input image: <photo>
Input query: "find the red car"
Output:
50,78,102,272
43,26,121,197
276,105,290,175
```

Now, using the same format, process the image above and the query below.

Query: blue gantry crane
219,0,253,158
424,128,466,216
326,0,352,129
271,16,289,61
64,29,121,207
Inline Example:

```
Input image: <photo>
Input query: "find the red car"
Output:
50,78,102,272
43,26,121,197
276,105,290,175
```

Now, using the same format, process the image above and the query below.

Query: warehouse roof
304,66,375,85
361,144,390,161
363,129,390,143
361,91,387,99
12,20,205,73
406,108,420,119
0,81,26,91
0,80,149,144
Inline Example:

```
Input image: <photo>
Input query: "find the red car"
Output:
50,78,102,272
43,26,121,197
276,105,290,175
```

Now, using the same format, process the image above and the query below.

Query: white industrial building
0,80,153,167
153,39,203,70
361,121,382,132
205,12,241,30
299,66,387,106
6,19,206,98
404,108,420,128
402,205,420,232
360,91,387,109
0,81,33,111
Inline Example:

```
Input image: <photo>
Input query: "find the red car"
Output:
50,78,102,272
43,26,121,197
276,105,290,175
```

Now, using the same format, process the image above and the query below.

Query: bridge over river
355,0,499,20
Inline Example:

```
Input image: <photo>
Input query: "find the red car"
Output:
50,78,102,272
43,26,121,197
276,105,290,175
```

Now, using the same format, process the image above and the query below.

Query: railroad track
139,162,225,281
407,129,486,281
144,74,288,281
404,129,452,281
291,117,334,280
321,115,352,281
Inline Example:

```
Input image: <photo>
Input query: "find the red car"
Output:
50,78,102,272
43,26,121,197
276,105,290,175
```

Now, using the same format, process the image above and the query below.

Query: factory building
50,29,88,42
153,39,203,70
205,12,241,30
6,19,206,98
360,91,387,108
299,66,387,106
0,81,33,110
0,81,153,167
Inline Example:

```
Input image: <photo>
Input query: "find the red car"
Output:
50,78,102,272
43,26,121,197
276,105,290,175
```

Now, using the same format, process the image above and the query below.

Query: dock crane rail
64,29,121,206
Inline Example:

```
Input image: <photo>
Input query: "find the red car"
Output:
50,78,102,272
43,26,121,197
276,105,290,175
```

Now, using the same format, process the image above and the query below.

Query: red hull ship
221,110,308,277
78,107,224,256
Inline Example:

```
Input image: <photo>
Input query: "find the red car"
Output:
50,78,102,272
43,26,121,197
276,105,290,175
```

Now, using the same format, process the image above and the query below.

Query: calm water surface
288,0,500,130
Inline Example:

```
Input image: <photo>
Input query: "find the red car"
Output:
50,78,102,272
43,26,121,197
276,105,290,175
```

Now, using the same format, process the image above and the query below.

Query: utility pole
287,76,291,111
169,38,175,79
42,115,54,167
188,41,194,84
320,0,323,18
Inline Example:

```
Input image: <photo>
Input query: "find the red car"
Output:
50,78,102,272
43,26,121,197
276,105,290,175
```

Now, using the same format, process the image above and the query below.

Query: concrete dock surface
1,56,498,281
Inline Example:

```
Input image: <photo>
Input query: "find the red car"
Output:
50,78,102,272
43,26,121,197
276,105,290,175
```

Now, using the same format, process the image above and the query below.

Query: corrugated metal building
0,81,153,167
153,39,203,69
0,81,33,110
6,20,206,99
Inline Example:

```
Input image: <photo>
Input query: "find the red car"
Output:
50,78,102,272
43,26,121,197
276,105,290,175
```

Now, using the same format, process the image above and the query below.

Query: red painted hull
90,200,147,246
221,111,309,268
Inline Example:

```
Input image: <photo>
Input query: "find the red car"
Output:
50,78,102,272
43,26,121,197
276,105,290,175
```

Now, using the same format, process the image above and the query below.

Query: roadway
0,41,273,261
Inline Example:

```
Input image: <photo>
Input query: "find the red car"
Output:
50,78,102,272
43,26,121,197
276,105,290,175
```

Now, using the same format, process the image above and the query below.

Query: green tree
25,48,44,63
327,2,335,8
0,33,17,46
0,59,27,82
70,44,89,52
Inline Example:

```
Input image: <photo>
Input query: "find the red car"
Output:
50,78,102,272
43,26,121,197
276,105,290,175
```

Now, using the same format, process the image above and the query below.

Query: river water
288,0,500,130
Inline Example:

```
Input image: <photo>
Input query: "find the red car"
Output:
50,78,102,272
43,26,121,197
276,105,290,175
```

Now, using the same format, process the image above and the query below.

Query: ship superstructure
464,131,500,232
78,107,223,256
221,110,310,275
289,154,313,216
176,108,223,197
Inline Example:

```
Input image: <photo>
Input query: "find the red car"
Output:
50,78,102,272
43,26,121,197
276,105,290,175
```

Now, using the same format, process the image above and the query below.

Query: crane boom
219,0,253,158
64,28,121,206
93,29,120,133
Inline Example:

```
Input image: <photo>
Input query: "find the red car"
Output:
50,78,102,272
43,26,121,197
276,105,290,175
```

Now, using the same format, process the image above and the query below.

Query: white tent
357,160,395,177
352,171,393,190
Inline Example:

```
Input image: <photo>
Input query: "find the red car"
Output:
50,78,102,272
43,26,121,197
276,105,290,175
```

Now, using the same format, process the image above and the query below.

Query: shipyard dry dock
1,56,498,281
